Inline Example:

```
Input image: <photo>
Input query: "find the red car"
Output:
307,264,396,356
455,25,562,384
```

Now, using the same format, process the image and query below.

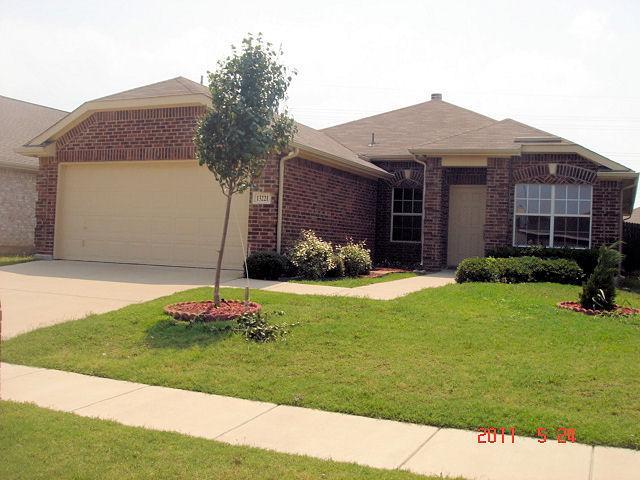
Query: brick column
34,156,57,256
422,157,445,271
247,155,280,253
484,157,511,251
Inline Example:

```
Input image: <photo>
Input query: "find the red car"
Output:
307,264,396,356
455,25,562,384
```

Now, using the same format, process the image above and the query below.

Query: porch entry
447,185,487,266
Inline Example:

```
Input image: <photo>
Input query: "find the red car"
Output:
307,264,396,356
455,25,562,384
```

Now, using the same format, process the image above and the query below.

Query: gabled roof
322,99,496,157
94,76,210,102
293,122,388,177
410,119,571,154
0,95,67,170
17,77,389,179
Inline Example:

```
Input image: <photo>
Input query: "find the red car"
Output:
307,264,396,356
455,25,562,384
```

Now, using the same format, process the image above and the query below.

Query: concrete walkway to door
0,260,239,340
2,363,637,480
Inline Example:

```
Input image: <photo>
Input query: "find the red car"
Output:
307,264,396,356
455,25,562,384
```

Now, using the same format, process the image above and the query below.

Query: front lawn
0,255,34,267
3,283,640,449
292,271,417,287
0,401,435,480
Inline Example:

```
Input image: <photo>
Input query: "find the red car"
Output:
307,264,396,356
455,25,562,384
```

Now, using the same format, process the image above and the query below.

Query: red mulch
364,268,411,279
557,301,640,316
164,300,261,322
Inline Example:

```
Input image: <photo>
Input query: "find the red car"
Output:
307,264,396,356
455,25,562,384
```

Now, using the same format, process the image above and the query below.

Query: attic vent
431,93,442,100
514,136,562,143
368,133,376,147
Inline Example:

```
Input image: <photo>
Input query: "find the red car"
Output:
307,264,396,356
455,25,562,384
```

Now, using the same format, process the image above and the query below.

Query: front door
447,185,487,266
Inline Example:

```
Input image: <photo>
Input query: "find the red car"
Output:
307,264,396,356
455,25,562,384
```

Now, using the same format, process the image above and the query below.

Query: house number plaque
252,192,272,205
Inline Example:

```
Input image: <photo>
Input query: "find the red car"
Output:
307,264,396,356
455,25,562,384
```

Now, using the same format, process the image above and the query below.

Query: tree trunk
214,190,234,306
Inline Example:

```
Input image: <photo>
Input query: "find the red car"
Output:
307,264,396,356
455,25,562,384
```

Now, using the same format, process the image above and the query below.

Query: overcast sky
2,0,639,206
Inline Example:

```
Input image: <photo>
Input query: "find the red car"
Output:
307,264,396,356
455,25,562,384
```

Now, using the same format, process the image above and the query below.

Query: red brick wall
372,161,422,266
484,158,511,251
508,154,622,249
247,155,280,253
34,106,206,254
280,158,377,252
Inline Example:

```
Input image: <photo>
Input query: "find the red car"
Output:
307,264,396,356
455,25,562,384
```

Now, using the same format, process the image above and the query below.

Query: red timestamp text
477,427,576,444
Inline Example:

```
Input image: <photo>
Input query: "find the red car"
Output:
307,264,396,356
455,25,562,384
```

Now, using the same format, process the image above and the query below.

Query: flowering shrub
338,240,372,277
288,230,336,279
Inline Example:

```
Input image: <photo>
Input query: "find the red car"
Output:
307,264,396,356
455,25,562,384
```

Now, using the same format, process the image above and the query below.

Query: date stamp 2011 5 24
477,427,576,444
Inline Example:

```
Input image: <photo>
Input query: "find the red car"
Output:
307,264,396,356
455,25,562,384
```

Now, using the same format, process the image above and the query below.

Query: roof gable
95,77,210,102
322,99,496,157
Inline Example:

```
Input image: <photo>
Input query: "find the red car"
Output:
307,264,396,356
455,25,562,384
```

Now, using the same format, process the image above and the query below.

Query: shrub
288,230,336,279
456,256,583,285
486,246,599,275
244,251,288,280
326,255,346,278
337,240,372,277
580,243,623,310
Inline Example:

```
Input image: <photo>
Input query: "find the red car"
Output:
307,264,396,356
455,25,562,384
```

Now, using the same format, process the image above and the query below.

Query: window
513,184,592,248
391,187,422,242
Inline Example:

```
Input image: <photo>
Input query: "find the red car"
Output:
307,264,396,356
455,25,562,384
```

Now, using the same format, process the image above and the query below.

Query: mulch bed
164,300,261,322
365,268,411,279
557,301,640,316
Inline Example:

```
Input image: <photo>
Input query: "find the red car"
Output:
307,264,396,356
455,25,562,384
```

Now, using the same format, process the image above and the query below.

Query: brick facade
373,161,422,265
33,104,625,270
280,158,377,252
0,167,37,254
34,106,207,255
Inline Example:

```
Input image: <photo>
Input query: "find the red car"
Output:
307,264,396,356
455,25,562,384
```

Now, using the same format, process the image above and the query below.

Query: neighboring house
17,77,638,271
626,207,640,224
0,96,67,255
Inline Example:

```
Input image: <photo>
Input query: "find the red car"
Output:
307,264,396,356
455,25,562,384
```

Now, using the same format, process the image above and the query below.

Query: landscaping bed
3,283,640,449
164,300,261,322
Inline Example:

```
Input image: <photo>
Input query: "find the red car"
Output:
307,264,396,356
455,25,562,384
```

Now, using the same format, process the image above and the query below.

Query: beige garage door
55,161,249,269
447,185,487,267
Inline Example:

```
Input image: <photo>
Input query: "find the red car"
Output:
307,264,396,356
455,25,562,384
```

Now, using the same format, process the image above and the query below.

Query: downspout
276,148,300,254
413,157,427,268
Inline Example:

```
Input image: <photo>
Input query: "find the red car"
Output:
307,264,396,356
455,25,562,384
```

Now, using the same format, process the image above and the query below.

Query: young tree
195,34,296,306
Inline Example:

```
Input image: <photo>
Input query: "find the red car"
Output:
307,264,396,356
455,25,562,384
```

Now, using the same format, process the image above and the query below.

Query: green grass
293,271,417,287
3,283,640,449
0,255,34,267
0,401,444,480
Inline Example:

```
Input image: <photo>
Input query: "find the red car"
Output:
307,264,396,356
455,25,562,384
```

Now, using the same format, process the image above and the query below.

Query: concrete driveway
0,260,240,339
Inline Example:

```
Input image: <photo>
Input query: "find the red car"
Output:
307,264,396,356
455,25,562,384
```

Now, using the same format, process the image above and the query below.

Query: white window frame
512,184,593,249
390,187,423,244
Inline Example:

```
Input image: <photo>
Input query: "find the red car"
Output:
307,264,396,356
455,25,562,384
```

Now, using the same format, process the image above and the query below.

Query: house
0,96,67,255
17,77,638,271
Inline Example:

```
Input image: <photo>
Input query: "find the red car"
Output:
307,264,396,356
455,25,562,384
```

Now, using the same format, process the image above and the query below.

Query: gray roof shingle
0,95,67,169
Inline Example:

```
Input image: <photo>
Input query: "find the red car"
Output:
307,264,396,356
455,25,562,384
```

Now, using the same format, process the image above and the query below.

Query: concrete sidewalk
223,270,456,300
2,363,637,480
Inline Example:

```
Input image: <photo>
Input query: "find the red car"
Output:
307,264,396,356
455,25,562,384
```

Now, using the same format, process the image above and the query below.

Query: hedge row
456,256,584,285
486,246,599,275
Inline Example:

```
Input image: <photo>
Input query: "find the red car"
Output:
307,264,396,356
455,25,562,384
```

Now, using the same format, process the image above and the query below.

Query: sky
2,0,639,206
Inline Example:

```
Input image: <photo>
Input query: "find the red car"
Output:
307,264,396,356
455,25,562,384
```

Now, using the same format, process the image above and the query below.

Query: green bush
288,230,336,279
456,256,583,285
580,244,623,310
486,246,599,275
337,240,372,277
326,255,346,278
244,251,288,280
